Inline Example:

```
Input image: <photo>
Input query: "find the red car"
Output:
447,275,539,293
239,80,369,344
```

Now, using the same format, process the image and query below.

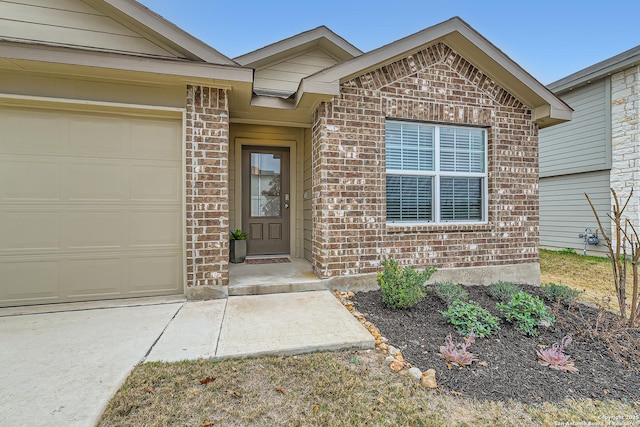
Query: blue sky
138,0,640,85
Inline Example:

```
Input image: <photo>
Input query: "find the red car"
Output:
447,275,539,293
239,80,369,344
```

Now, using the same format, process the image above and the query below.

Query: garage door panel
67,114,127,157
0,108,65,155
63,211,125,249
130,118,182,160
1,260,60,301
130,210,180,246
129,254,181,293
63,257,122,297
64,161,125,201
2,211,60,251
2,158,60,200
130,164,180,201
0,106,184,307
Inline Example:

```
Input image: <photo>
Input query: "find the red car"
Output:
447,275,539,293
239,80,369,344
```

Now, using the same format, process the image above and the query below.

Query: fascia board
95,0,237,65
0,42,252,84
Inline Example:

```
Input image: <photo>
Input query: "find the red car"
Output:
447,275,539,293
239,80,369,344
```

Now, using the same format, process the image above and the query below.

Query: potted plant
229,229,248,263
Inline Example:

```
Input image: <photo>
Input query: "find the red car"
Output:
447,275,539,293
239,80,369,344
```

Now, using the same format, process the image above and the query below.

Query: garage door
0,105,184,307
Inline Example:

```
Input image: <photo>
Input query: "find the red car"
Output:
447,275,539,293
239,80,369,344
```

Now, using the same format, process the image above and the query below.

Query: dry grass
540,249,636,310
99,250,638,426
99,350,633,427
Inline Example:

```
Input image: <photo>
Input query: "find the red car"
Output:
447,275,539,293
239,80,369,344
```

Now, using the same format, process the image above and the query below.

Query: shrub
433,282,469,305
441,300,500,338
439,329,478,368
541,283,582,305
377,259,436,309
497,291,555,336
488,281,521,302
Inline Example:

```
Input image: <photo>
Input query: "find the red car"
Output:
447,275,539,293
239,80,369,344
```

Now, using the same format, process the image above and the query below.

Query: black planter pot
230,240,247,263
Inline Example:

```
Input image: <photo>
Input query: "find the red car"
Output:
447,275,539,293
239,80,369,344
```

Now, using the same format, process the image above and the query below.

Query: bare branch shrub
585,188,640,327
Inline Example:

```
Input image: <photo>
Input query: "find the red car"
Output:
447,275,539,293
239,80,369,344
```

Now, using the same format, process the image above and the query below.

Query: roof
547,44,640,93
234,26,362,67
299,17,572,128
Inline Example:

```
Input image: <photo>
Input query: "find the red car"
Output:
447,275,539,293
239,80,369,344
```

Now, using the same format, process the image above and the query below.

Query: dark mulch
352,285,640,404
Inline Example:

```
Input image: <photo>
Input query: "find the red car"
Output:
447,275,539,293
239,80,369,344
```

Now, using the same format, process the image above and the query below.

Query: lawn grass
539,248,634,309
99,350,633,427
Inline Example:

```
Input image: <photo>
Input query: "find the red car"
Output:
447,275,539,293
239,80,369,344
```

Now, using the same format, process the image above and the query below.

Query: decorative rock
378,343,388,352
390,360,405,372
347,291,355,297
385,355,395,363
408,367,422,380
421,369,438,389
388,346,400,355
393,353,404,362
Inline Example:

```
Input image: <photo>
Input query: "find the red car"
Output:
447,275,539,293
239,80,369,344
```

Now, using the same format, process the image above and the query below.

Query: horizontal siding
0,0,180,58
539,79,609,177
539,170,610,254
254,48,339,95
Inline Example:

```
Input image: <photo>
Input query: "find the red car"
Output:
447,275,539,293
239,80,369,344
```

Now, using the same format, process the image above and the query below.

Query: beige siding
303,128,312,262
539,170,610,255
539,79,610,177
254,48,339,95
0,0,183,58
0,105,184,307
0,70,186,108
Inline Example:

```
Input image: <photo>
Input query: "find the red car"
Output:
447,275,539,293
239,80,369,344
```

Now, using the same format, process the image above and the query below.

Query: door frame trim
234,138,297,256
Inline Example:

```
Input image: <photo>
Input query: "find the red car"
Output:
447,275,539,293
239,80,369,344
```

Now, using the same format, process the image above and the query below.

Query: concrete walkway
0,290,373,427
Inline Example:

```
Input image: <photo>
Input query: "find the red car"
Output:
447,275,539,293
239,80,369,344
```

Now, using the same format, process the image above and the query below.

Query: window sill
386,222,491,234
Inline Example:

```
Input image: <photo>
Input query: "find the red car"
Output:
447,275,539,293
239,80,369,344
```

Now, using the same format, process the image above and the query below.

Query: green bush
496,291,555,336
433,282,469,305
377,260,436,309
488,281,521,302
441,300,500,338
541,283,582,304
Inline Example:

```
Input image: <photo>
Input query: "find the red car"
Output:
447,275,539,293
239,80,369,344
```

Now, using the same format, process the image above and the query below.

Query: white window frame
385,120,488,225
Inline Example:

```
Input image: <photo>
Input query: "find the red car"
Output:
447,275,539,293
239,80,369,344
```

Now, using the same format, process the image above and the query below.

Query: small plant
541,283,582,305
377,259,436,309
537,335,579,373
488,281,522,302
433,282,469,305
439,329,478,368
441,300,500,338
497,291,554,336
230,229,248,240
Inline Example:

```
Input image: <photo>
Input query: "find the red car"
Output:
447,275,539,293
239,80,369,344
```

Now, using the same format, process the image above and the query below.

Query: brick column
185,85,230,299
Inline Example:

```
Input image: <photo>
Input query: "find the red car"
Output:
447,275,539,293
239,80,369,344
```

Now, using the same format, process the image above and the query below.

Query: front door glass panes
250,153,281,217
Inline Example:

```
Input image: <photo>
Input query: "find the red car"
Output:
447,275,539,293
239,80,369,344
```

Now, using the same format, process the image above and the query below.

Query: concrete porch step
228,279,328,296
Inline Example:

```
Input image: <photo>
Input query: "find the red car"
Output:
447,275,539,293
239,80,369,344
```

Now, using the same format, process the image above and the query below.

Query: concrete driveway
0,291,373,427
0,299,184,427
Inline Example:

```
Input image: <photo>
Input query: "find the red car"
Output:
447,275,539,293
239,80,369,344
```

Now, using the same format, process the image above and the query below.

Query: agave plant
536,335,578,373
439,329,478,368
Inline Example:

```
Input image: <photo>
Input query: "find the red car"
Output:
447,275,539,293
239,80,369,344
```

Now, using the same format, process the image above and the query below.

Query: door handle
284,203,289,209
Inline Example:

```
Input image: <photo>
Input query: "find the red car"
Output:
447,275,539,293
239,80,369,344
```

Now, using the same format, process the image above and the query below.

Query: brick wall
185,85,230,295
311,42,538,279
610,66,640,232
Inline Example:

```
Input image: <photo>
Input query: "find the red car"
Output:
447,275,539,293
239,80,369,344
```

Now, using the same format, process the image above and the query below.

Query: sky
138,0,640,85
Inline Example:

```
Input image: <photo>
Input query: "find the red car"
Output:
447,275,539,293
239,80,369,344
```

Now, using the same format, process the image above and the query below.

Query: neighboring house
539,45,640,255
0,0,571,307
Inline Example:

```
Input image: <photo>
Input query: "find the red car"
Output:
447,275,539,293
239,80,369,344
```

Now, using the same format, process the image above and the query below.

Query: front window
386,120,487,223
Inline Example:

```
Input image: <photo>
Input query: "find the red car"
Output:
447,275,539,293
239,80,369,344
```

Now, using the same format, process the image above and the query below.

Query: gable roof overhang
547,44,640,94
0,41,253,89
234,26,362,68
292,17,572,129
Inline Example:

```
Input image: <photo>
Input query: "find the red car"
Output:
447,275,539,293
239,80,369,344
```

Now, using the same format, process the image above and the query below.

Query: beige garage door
0,105,184,307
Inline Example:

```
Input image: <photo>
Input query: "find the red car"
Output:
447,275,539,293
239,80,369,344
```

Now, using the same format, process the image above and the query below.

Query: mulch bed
352,285,640,404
